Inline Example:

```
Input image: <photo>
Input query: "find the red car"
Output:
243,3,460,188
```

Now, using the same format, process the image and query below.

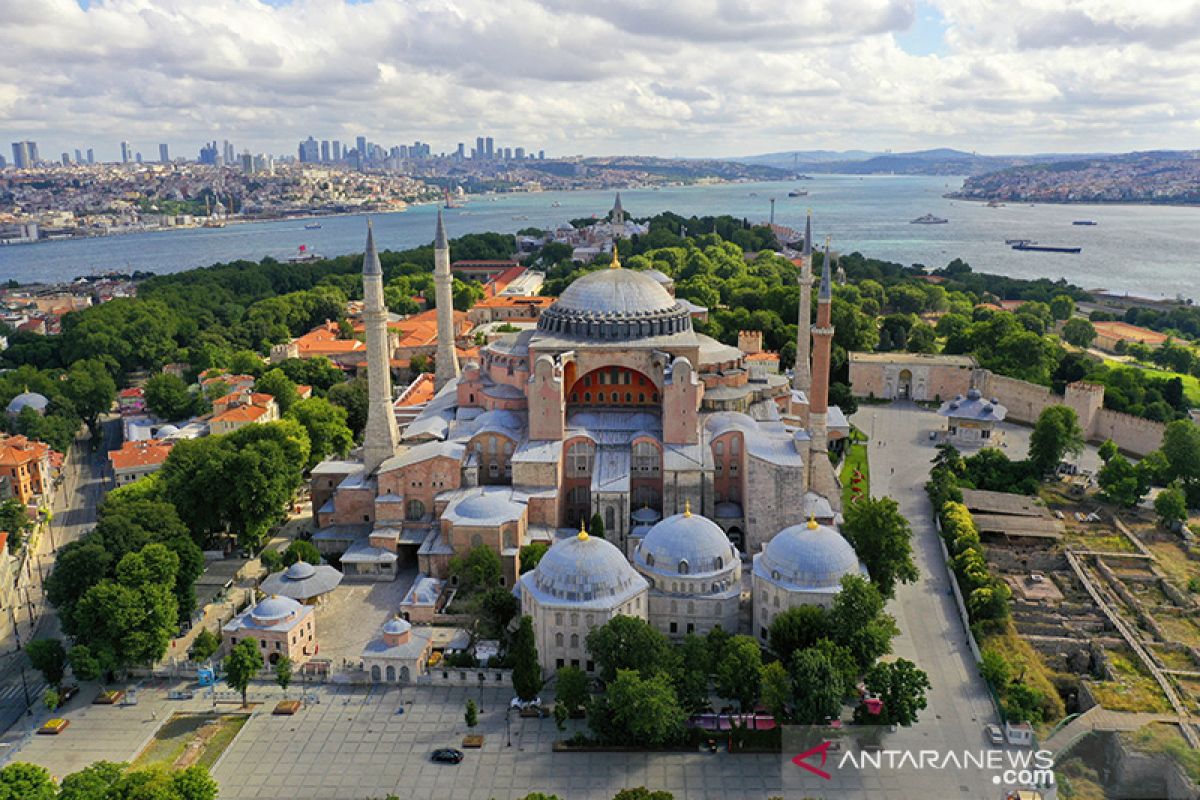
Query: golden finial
806,513,818,530
610,244,621,269
578,518,589,541
684,500,692,518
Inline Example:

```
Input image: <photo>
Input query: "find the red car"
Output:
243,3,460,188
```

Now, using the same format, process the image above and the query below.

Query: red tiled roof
109,439,173,471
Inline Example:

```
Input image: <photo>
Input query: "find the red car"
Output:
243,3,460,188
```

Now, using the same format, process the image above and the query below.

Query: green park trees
1155,485,1188,529
856,658,931,727
588,669,686,748
1061,318,1097,348
511,616,543,702
1028,405,1084,474
586,615,675,682
26,639,67,687
63,358,116,439
255,368,299,414
713,635,761,711
840,496,918,599
144,373,201,421
1160,419,1200,507
286,397,353,469
225,639,264,707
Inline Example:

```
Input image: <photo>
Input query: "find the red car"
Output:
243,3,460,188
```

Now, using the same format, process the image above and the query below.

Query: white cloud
2,0,1200,159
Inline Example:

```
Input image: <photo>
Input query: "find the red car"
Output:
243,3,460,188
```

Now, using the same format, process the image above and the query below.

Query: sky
4,0,1200,161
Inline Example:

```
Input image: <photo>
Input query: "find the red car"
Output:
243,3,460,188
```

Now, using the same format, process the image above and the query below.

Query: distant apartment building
270,321,366,366
298,137,320,163
0,435,55,506
209,390,280,435
120,140,132,163
10,141,37,169
159,143,170,163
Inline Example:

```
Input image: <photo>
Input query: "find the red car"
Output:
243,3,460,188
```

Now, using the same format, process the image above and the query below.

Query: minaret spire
808,236,836,479
433,209,460,391
361,220,401,474
793,209,813,395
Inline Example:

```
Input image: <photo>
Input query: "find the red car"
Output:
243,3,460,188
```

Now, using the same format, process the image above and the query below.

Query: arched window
568,441,595,476
646,552,655,568
471,534,483,548
570,633,579,648
555,633,564,647
406,499,426,521
713,556,724,571
605,507,615,530
632,441,661,476
715,441,724,456
678,559,690,575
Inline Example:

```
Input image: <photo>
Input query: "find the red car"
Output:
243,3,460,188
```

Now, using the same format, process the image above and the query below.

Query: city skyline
5,1,1200,160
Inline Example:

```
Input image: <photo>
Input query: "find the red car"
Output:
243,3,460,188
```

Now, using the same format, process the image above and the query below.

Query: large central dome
537,268,692,340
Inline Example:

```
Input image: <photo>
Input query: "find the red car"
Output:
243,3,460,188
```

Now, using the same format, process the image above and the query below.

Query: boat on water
986,200,1005,208
788,189,808,197
511,215,528,221
1004,238,1034,246
202,220,225,229
911,213,948,224
1072,220,1097,226
304,222,322,230
1012,242,1081,254
287,244,322,263
552,201,561,207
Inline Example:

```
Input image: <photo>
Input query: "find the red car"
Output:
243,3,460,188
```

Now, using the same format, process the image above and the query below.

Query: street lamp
18,663,31,717
506,706,511,747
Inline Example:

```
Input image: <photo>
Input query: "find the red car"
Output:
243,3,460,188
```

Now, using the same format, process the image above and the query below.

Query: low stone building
937,389,1008,447
361,617,434,683
223,595,317,666
848,352,976,402
108,439,173,487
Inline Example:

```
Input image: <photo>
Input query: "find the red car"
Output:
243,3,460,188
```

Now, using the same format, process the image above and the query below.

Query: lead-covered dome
521,530,648,607
755,519,865,592
250,594,303,624
635,511,737,577
537,268,692,340
6,391,48,416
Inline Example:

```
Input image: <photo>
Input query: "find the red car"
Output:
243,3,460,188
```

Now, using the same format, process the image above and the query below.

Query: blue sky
895,1,950,57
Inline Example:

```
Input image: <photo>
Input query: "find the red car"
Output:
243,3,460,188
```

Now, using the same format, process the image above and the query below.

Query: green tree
589,669,685,747
259,547,283,573
857,658,930,727
979,648,1012,692
828,575,899,670
144,373,198,421
1155,484,1189,529
672,633,711,713
255,368,299,415
586,615,675,683
1097,454,1151,508
713,635,761,711
191,628,221,663
286,396,354,469
0,762,55,800
67,644,105,683
224,638,264,707
274,655,293,698
171,765,220,800
282,539,321,567
1098,438,1119,464
326,376,369,439
789,646,843,725
840,497,918,599
511,616,543,701
57,761,125,800
519,542,549,573
1028,405,1084,475
1161,419,1200,506
1061,317,1096,348
1003,682,1046,724
42,687,59,712
474,586,519,641
768,605,828,664
448,545,502,593
1049,294,1076,321
611,790,674,800
0,499,31,551
555,666,589,715
65,357,117,438
813,638,858,699
760,660,792,722
589,512,605,540
465,698,479,728
25,638,67,686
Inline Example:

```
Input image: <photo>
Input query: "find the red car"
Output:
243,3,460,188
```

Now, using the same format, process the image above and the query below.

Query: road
846,402,1001,797
0,417,117,736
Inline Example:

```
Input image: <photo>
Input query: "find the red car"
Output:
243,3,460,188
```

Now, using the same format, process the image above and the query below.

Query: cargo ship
910,213,948,224
1011,242,1081,254
1072,220,1097,226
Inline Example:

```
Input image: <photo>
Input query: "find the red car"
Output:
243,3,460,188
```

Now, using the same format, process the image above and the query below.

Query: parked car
985,723,1005,746
431,748,464,764
58,685,79,703
168,690,194,700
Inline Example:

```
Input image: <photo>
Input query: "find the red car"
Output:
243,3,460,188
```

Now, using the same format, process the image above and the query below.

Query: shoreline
945,193,1200,209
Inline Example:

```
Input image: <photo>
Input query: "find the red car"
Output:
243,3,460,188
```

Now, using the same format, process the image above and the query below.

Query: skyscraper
514,147,525,160
503,147,512,161
159,143,170,163
298,137,319,163
199,141,218,165
356,135,367,159
86,148,94,164
321,140,330,162
120,141,132,163
475,137,485,160
61,152,70,166
73,149,82,163
485,137,494,159
10,141,35,169
332,140,341,161
456,142,465,160
223,140,235,165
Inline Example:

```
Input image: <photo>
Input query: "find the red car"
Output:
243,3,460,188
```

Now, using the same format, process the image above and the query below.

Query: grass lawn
1088,649,1173,714
839,439,870,508
133,713,249,771
1101,358,1200,406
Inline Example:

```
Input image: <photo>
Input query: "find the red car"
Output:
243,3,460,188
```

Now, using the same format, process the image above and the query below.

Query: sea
1,175,1198,301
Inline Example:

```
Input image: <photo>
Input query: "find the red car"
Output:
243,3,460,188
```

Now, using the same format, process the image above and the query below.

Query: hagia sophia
311,202,866,676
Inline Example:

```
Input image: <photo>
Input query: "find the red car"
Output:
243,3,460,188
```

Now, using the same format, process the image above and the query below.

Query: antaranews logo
781,726,1056,798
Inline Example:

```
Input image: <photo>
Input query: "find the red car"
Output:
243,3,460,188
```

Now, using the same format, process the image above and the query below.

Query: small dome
524,533,646,605
251,594,302,623
285,561,317,580
383,617,412,636
636,511,736,577
456,494,508,520
757,521,863,591
6,391,48,416
156,424,180,437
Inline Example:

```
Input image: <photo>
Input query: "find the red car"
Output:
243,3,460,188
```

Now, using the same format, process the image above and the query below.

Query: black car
431,748,464,764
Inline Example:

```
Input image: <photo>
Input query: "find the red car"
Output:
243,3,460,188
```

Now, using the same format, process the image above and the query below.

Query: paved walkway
1043,707,1181,758
849,403,1001,797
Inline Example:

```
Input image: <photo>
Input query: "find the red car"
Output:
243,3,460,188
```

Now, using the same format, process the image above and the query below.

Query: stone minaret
433,209,460,391
808,237,835,464
610,192,625,239
361,221,400,474
793,210,813,395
